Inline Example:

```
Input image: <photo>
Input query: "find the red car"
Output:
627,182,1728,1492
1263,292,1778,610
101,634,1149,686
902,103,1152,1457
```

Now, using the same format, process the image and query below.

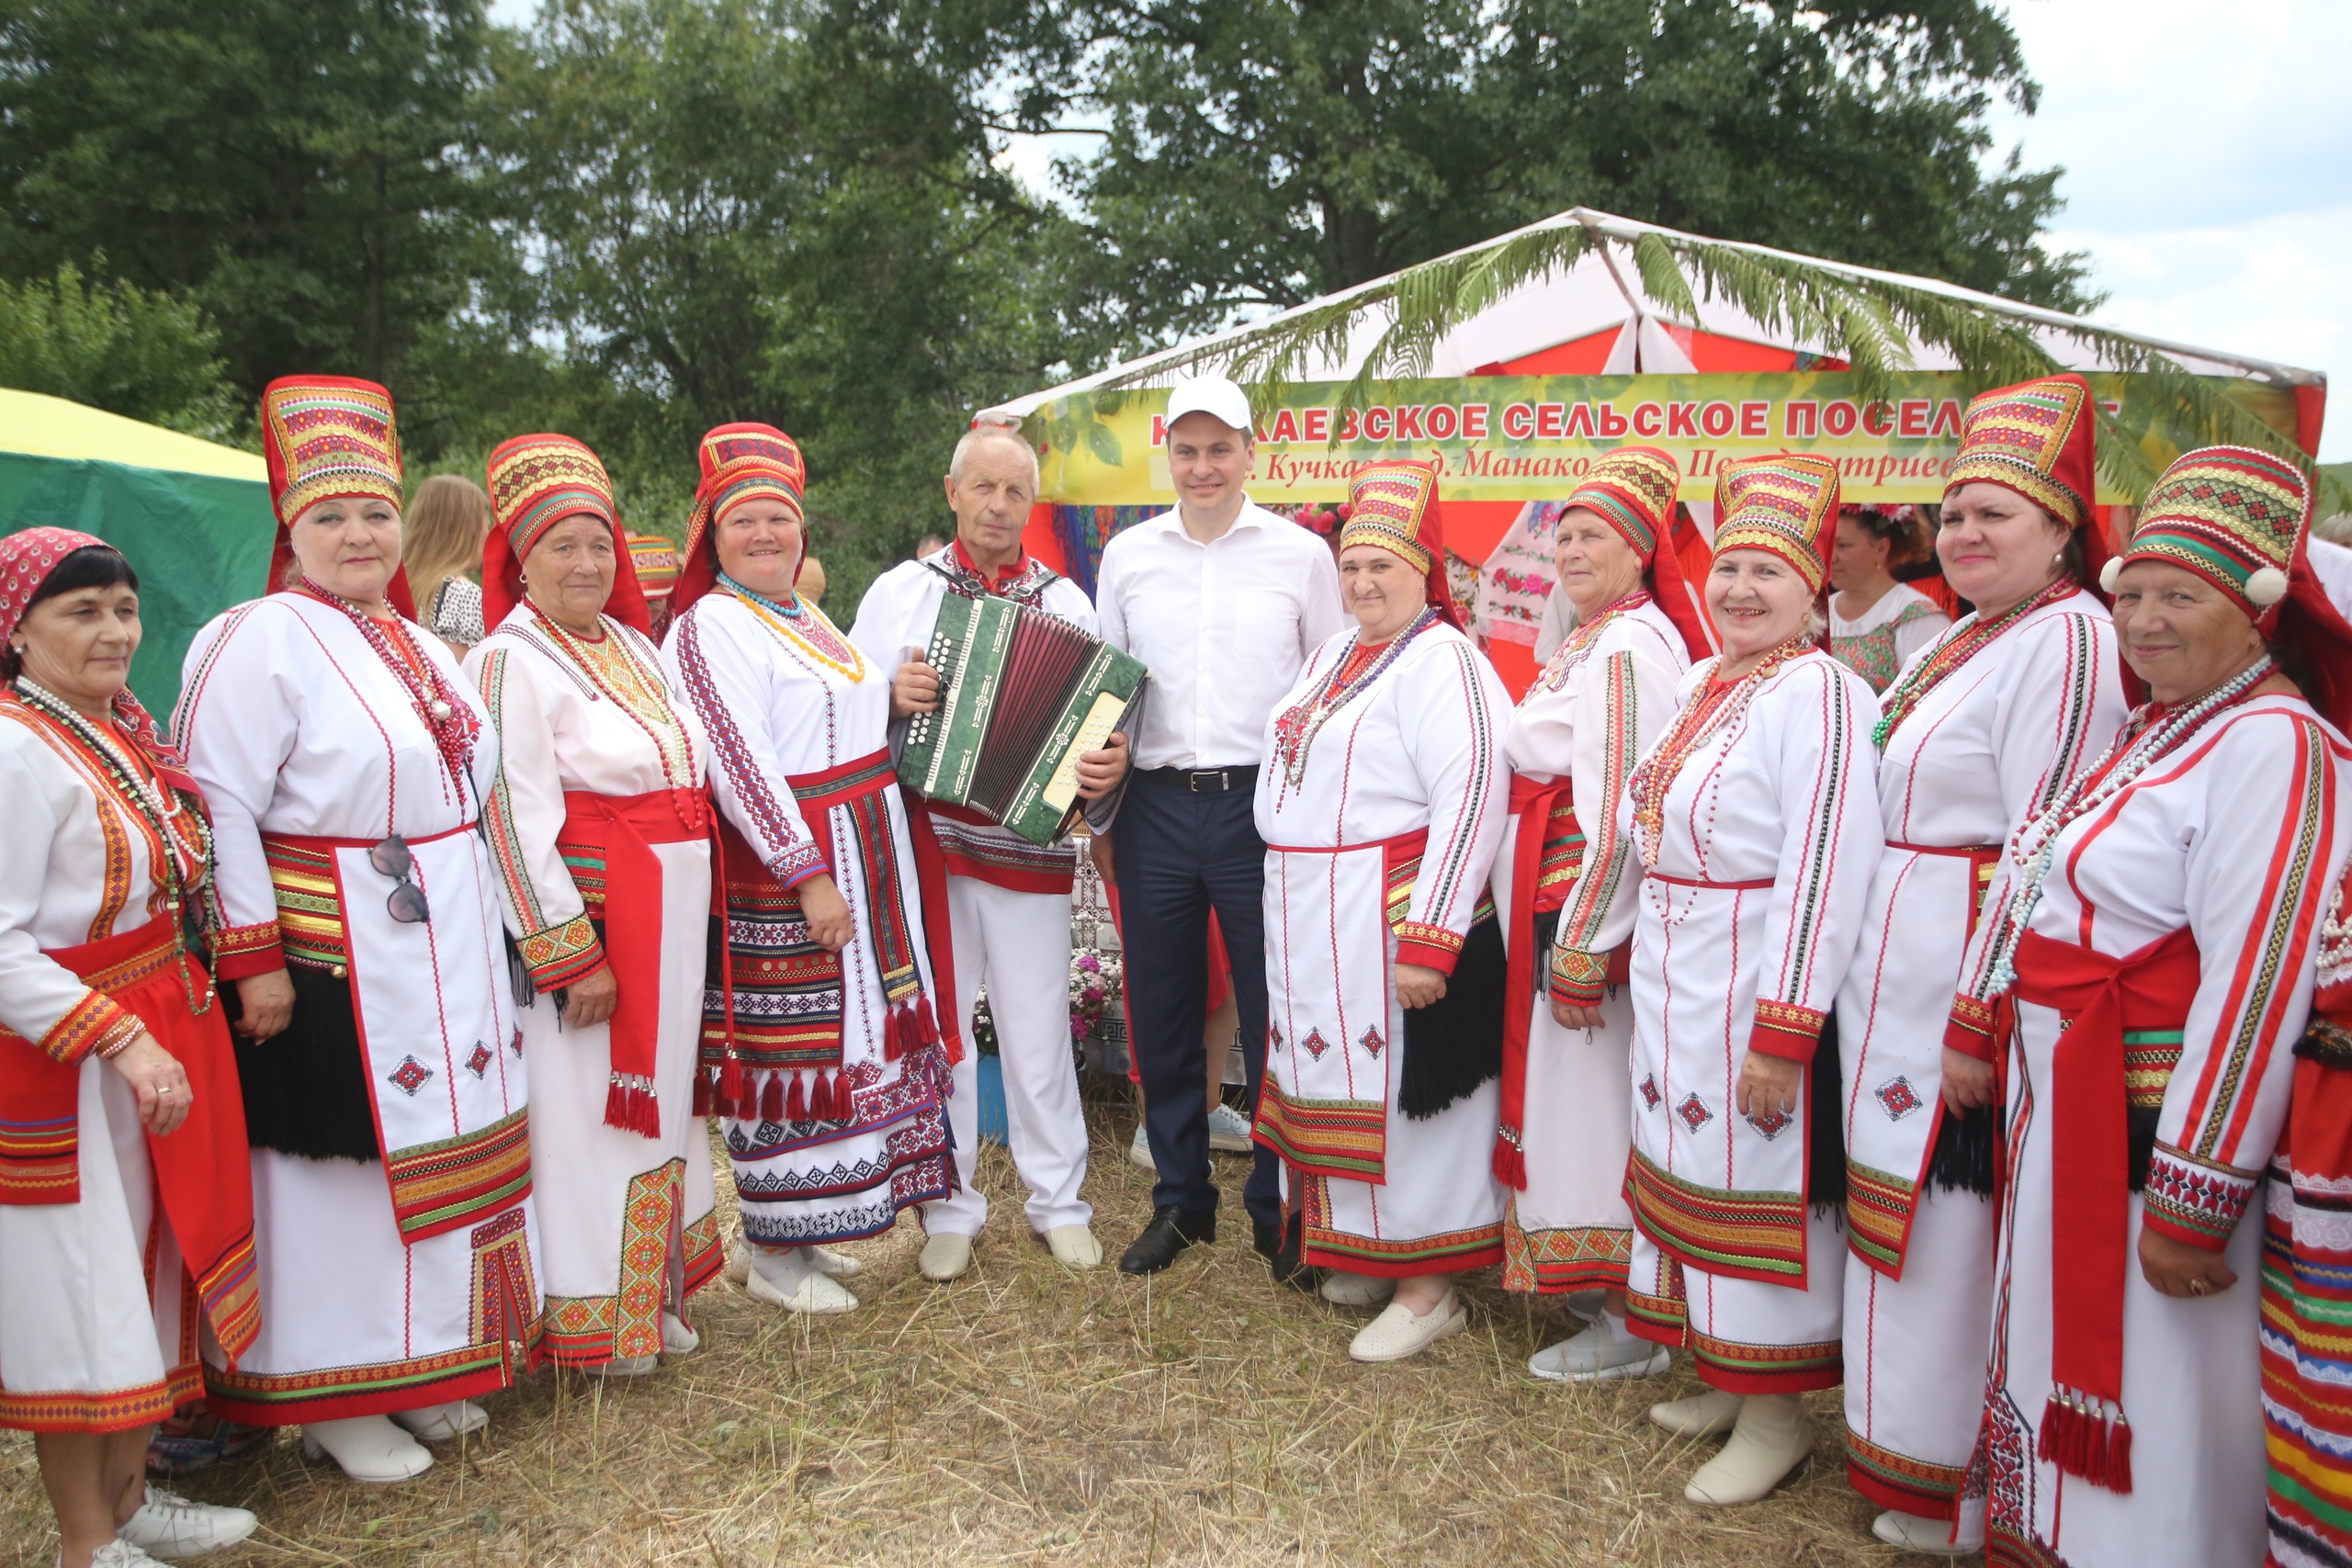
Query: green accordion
898,592,1148,846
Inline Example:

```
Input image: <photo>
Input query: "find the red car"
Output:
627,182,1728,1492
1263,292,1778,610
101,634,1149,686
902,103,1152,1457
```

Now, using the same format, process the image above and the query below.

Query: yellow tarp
0,388,264,480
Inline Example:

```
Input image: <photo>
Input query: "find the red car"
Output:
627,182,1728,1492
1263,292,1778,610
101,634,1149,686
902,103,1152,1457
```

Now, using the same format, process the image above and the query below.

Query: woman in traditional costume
1252,459,1511,1363
1554,454,1881,1504
1836,375,2130,1555
465,435,719,1375
0,532,262,1565
174,377,541,1484
1487,446,1711,1381
660,423,956,1315
1949,446,2352,1566
1828,506,1950,694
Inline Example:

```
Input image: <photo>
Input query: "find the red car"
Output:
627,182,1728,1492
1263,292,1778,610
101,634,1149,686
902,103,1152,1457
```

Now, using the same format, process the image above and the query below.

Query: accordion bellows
900,595,1148,845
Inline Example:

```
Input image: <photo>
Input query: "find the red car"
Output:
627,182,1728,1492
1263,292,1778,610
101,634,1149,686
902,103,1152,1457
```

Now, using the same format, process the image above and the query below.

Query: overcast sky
487,0,2349,457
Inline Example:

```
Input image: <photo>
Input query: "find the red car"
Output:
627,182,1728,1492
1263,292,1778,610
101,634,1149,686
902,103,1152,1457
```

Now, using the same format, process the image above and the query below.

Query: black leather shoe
1258,1214,1319,1292
1119,1206,1216,1274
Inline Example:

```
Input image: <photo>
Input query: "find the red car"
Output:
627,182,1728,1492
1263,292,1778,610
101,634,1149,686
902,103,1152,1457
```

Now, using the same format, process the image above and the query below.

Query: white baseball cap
1163,375,1254,436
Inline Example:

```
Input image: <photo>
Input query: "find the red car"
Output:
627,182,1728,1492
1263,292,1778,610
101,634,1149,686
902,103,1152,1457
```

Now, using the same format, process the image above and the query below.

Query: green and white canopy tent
0,389,274,716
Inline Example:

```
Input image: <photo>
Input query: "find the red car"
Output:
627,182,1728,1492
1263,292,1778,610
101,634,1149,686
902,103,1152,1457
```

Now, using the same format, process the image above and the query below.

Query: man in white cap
1073,374,1346,1275
849,423,1102,1282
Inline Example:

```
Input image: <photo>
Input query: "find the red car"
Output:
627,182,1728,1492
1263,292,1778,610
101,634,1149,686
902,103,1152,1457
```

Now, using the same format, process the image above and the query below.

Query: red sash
557,787,710,1138
2008,923,2201,1495
1495,773,1574,1190
0,918,260,1366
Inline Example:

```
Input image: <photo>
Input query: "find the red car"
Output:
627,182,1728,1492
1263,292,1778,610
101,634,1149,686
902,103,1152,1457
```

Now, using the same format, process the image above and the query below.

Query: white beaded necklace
1985,654,2276,989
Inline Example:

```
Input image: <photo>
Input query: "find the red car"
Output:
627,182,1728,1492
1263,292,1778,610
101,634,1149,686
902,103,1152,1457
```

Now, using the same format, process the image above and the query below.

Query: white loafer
1347,1290,1467,1363
723,1246,751,1287
1872,1505,1984,1556
1527,1320,1670,1383
919,1232,975,1281
1045,1224,1102,1269
301,1415,434,1483
744,1262,858,1314
390,1399,487,1443
806,1246,863,1279
1684,1393,1812,1506
1318,1270,1397,1308
1648,1387,1743,1438
119,1487,258,1559
661,1310,700,1356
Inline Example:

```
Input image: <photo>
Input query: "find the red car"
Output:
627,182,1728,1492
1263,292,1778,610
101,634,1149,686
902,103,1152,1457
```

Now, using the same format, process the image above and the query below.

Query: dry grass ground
4,1086,1922,1567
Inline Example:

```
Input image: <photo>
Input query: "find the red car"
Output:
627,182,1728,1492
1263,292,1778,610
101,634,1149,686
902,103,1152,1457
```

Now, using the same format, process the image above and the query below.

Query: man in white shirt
1076,375,1347,1274
849,424,1103,1285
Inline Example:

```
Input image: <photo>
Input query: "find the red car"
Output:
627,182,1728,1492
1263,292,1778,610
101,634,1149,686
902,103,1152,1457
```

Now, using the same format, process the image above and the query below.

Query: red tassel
718,1051,745,1111
604,1076,630,1133
914,994,938,1046
692,1071,713,1118
1491,1137,1527,1192
884,1006,907,1062
827,1071,849,1122
785,1070,808,1122
758,1071,785,1122
2109,1415,2133,1495
632,1085,662,1139
808,1070,834,1122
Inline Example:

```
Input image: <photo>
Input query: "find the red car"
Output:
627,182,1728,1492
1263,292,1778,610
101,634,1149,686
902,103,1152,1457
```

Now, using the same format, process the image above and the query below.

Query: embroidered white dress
175,592,542,1423
0,711,208,1425
1836,591,2125,1520
662,589,954,1247
1958,694,2350,1568
1829,582,1951,694
1253,617,1511,1276
467,607,719,1365
847,548,1099,1238
1565,649,1881,1391
1493,597,1689,1293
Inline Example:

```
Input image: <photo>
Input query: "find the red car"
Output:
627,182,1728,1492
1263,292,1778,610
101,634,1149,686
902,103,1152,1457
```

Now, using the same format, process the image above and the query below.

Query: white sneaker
1872,1504,1985,1556
1526,1315,1670,1383
1318,1270,1396,1308
1045,1224,1102,1269
390,1400,487,1443
119,1487,257,1559
919,1232,975,1281
661,1311,700,1356
1684,1393,1812,1506
1206,1101,1254,1152
744,1248,859,1314
80,1542,168,1567
300,1415,434,1483
1347,1290,1467,1363
1648,1387,1743,1438
1127,1122,1156,1173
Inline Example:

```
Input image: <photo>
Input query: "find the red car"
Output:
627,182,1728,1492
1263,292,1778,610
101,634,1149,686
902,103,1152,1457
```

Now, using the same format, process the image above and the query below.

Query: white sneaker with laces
1206,1101,1254,1152
118,1488,257,1559
75,1540,168,1567
1526,1314,1670,1383
1127,1122,1157,1173
1347,1289,1468,1362
1317,1270,1396,1307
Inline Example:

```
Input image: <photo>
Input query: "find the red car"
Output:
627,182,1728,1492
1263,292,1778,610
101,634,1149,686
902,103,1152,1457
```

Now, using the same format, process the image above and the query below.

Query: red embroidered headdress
1712,453,1841,594
259,375,415,617
480,433,651,636
672,423,808,619
1948,374,2098,529
1339,459,1461,628
1561,446,1713,658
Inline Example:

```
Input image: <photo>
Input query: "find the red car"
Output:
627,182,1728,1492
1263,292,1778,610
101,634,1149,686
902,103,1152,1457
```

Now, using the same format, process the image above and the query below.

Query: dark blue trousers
1112,773,1283,1234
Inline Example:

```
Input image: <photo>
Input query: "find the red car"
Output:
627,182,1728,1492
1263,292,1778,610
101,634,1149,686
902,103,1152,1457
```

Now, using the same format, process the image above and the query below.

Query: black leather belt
1141,765,1259,793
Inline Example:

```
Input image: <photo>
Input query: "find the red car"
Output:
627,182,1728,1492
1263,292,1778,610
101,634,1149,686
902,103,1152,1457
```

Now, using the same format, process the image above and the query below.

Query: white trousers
922,877,1091,1235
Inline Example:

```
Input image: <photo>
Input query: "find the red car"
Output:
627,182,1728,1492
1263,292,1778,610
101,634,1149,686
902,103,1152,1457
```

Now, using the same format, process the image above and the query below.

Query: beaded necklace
719,572,865,682
1627,630,1816,867
526,605,696,793
1536,591,1650,693
1983,656,2277,989
13,677,217,1016
1270,606,1441,788
1872,575,2075,750
296,579,478,795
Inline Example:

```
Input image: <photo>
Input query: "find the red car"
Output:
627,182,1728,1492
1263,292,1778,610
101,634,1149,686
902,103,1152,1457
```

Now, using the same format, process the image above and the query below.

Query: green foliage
0,0,492,398
0,260,239,436
1047,0,2095,360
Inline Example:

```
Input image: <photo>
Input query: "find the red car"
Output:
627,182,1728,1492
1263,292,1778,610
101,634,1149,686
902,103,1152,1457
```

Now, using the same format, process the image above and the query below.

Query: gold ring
2188,1278,2211,1296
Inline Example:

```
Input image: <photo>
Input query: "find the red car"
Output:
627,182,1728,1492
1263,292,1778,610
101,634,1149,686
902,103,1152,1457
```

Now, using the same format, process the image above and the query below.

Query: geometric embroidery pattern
1676,1093,1713,1132
389,1055,434,1096
1359,1026,1385,1058
1301,1028,1330,1061
1639,1073,1661,1110
466,1043,493,1077
1746,1109,1792,1141
1874,1075,1924,1121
